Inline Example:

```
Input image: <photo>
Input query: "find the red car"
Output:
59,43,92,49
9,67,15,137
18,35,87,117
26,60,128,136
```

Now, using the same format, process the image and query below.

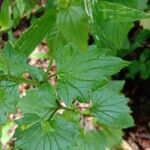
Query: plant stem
43,57,54,81
48,108,59,120
2,75,41,85
46,59,53,75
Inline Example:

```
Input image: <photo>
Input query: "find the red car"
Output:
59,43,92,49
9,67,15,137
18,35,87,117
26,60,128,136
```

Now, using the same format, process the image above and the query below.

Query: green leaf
127,60,140,79
91,81,134,128
27,66,46,82
105,0,137,8
0,42,28,76
46,26,67,55
0,0,12,30
18,83,58,119
105,0,137,7
92,0,137,54
127,49,150,79
17,113,40,126
137,0,148,10
131,29,150,50
72,127,122,150
140,62,150,79
12,0,26,26
1,121,17,147
0,42,46,81
14,9,56,56
93,21,132,54
140,49,150,62
15,116,78,150
55,45,129,105
16,0,26,16
91,77,109,92
0,81,19,123
72,131,105,150
29,52,48,59
102,126,123,148
57,4,89,51
94,1,150,22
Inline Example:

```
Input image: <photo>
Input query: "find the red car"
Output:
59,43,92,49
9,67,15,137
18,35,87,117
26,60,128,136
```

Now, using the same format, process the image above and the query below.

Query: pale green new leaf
14,9,56,56
93,0,137,54
93,21,132,54
18,84,58,119
91,81,134,128
0,0,11,30
15,116,78,150
12,0,26,26
57,5,89,51
1,121,17,147
109,0,137,6
55,45,129,105
94,1,150,22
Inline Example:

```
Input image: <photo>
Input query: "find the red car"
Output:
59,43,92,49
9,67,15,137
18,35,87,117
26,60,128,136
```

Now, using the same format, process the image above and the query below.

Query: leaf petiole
1,75,41,85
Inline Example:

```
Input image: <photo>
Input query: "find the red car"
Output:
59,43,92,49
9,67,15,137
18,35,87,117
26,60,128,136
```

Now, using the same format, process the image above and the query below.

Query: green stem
43,57,54,81
1,75,41,85
64,107,76,113
47,59,53,75
48,108,59,120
